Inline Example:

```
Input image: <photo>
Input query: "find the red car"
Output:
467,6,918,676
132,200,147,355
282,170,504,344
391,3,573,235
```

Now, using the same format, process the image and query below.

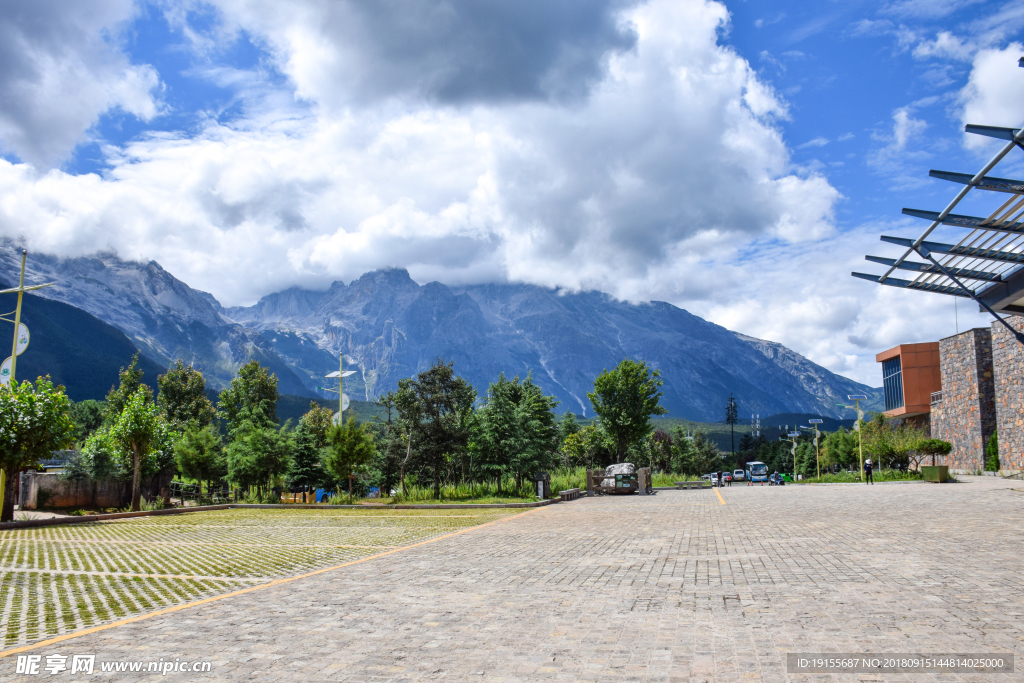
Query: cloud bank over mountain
0,0,1021,386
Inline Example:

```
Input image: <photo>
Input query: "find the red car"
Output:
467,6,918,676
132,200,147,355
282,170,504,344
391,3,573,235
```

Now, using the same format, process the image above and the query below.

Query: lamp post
809,419,823,479
787,431,800,479
0,250,54,386
847,394,868,481
323,354,356,426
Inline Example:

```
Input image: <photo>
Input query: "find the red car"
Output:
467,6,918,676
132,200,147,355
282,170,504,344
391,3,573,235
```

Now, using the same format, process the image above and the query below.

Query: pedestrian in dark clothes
865,458,874,485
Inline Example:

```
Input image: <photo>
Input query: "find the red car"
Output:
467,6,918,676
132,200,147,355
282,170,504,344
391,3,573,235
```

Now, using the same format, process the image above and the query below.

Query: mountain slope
0,282,165,401
227,268,882,420
3,245,881,420
0,245,315,397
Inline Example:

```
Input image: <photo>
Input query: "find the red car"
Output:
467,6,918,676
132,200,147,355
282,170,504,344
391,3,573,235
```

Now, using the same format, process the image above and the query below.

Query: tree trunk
496,474,502,495
1,470,15,523
131,442,142,512
434,456,441,500
401,435,413,495
348,474,353,504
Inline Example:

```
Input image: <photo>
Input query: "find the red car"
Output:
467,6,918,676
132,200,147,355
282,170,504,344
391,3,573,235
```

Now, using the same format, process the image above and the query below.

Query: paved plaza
2,476,1023,681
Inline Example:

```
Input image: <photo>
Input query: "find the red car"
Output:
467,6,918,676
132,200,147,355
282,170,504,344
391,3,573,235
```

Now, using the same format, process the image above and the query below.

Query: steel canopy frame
853,116,1024,345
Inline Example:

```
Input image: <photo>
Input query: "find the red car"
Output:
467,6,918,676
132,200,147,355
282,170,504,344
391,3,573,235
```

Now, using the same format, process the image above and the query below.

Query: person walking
864,458,874,485
717,469,723,488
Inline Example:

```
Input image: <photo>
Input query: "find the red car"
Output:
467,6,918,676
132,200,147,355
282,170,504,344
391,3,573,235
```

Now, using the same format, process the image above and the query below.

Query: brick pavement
3,476,1024,682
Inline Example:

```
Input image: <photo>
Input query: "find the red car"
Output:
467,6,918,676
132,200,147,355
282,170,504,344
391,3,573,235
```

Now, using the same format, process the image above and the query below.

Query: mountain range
0,244,882,420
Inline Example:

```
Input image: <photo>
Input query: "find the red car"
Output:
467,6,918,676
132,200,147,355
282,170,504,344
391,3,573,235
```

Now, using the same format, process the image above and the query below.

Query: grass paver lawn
0,508,520,648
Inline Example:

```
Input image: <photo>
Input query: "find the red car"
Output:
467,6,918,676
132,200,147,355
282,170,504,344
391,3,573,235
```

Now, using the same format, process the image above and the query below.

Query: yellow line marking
714,487,725,505
0,509,536,658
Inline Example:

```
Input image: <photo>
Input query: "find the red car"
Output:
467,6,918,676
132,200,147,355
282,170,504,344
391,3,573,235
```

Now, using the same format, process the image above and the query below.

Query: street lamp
0,250,54,386
322,354,356,426
847,395,868,481
808,419,823,479
787,432,800,479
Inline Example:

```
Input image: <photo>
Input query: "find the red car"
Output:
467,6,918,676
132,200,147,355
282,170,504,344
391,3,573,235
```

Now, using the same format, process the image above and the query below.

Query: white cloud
959,43,1024,149
0,0,839,310
797,137,830,149
912,31,976,61
0,0,162,168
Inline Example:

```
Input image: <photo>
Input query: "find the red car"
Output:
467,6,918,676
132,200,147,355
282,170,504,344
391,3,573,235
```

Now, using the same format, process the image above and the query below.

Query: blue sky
1,0,1023,385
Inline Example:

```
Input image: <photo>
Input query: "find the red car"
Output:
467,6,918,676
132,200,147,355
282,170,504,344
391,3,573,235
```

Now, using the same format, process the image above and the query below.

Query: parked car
733,469,745,481
701,473,718,486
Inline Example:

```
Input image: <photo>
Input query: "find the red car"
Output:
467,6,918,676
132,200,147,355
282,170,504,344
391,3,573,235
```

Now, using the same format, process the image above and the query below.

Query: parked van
732,469,745,482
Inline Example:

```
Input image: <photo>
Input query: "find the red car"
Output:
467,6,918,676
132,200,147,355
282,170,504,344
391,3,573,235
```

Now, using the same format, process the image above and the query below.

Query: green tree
288,425,326,492
158,361,216,429
219,360,280,431
69,399,106,444
371,393,405,496
985,431,999,472
300,401,333,448
0,377,75,522
689,430,723,475
737,432,756,453
475,373,559,493
861,414,924,469
559,412,581,444
588,359,667,462
725,393,738,455
224,423,292,495
104,353,152,422
391,380,423,495
821,429,858,471
110,386,168,511
324,420,376,501
913,438,952,469
402,360,476,499
174,424,224,497
562,425,609,470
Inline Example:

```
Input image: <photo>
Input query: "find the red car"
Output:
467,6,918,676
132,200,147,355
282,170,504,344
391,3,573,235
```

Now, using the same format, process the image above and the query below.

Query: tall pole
856,398,864,482
815,425,820,479
339,351,344,427
9,250,26,385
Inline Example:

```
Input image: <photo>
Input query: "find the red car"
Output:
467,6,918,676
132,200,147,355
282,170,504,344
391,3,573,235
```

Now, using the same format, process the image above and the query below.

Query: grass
0,507,520,649
794,469,924,484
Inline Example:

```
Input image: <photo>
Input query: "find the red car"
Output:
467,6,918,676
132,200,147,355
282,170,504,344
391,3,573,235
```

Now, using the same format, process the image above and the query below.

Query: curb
0,499,561,530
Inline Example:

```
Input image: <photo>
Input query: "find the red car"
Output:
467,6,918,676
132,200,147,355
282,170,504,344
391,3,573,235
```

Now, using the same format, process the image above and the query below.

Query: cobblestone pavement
3,476,1024,682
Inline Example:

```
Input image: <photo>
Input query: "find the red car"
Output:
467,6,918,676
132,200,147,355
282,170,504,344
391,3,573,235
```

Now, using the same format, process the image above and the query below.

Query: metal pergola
853,121,1024,345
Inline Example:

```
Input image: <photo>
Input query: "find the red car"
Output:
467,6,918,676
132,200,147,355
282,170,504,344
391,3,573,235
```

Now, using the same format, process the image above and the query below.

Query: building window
882,356,904,411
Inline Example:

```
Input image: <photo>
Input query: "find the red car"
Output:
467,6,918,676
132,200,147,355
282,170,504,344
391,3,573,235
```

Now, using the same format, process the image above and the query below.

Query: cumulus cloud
196,0,640,107
959,43,1024,149
0,0,162,168
0,0,840,313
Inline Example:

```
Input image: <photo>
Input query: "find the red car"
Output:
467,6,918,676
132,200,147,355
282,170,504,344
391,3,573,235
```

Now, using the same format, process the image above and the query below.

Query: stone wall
18,471,172,510
932,328,996,472
992,317,1024,473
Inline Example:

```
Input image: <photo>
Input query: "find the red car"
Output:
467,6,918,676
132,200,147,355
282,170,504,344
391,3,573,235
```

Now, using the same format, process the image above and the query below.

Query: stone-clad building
879,321,1021,474
992,317,1024,472
930,329,996,471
